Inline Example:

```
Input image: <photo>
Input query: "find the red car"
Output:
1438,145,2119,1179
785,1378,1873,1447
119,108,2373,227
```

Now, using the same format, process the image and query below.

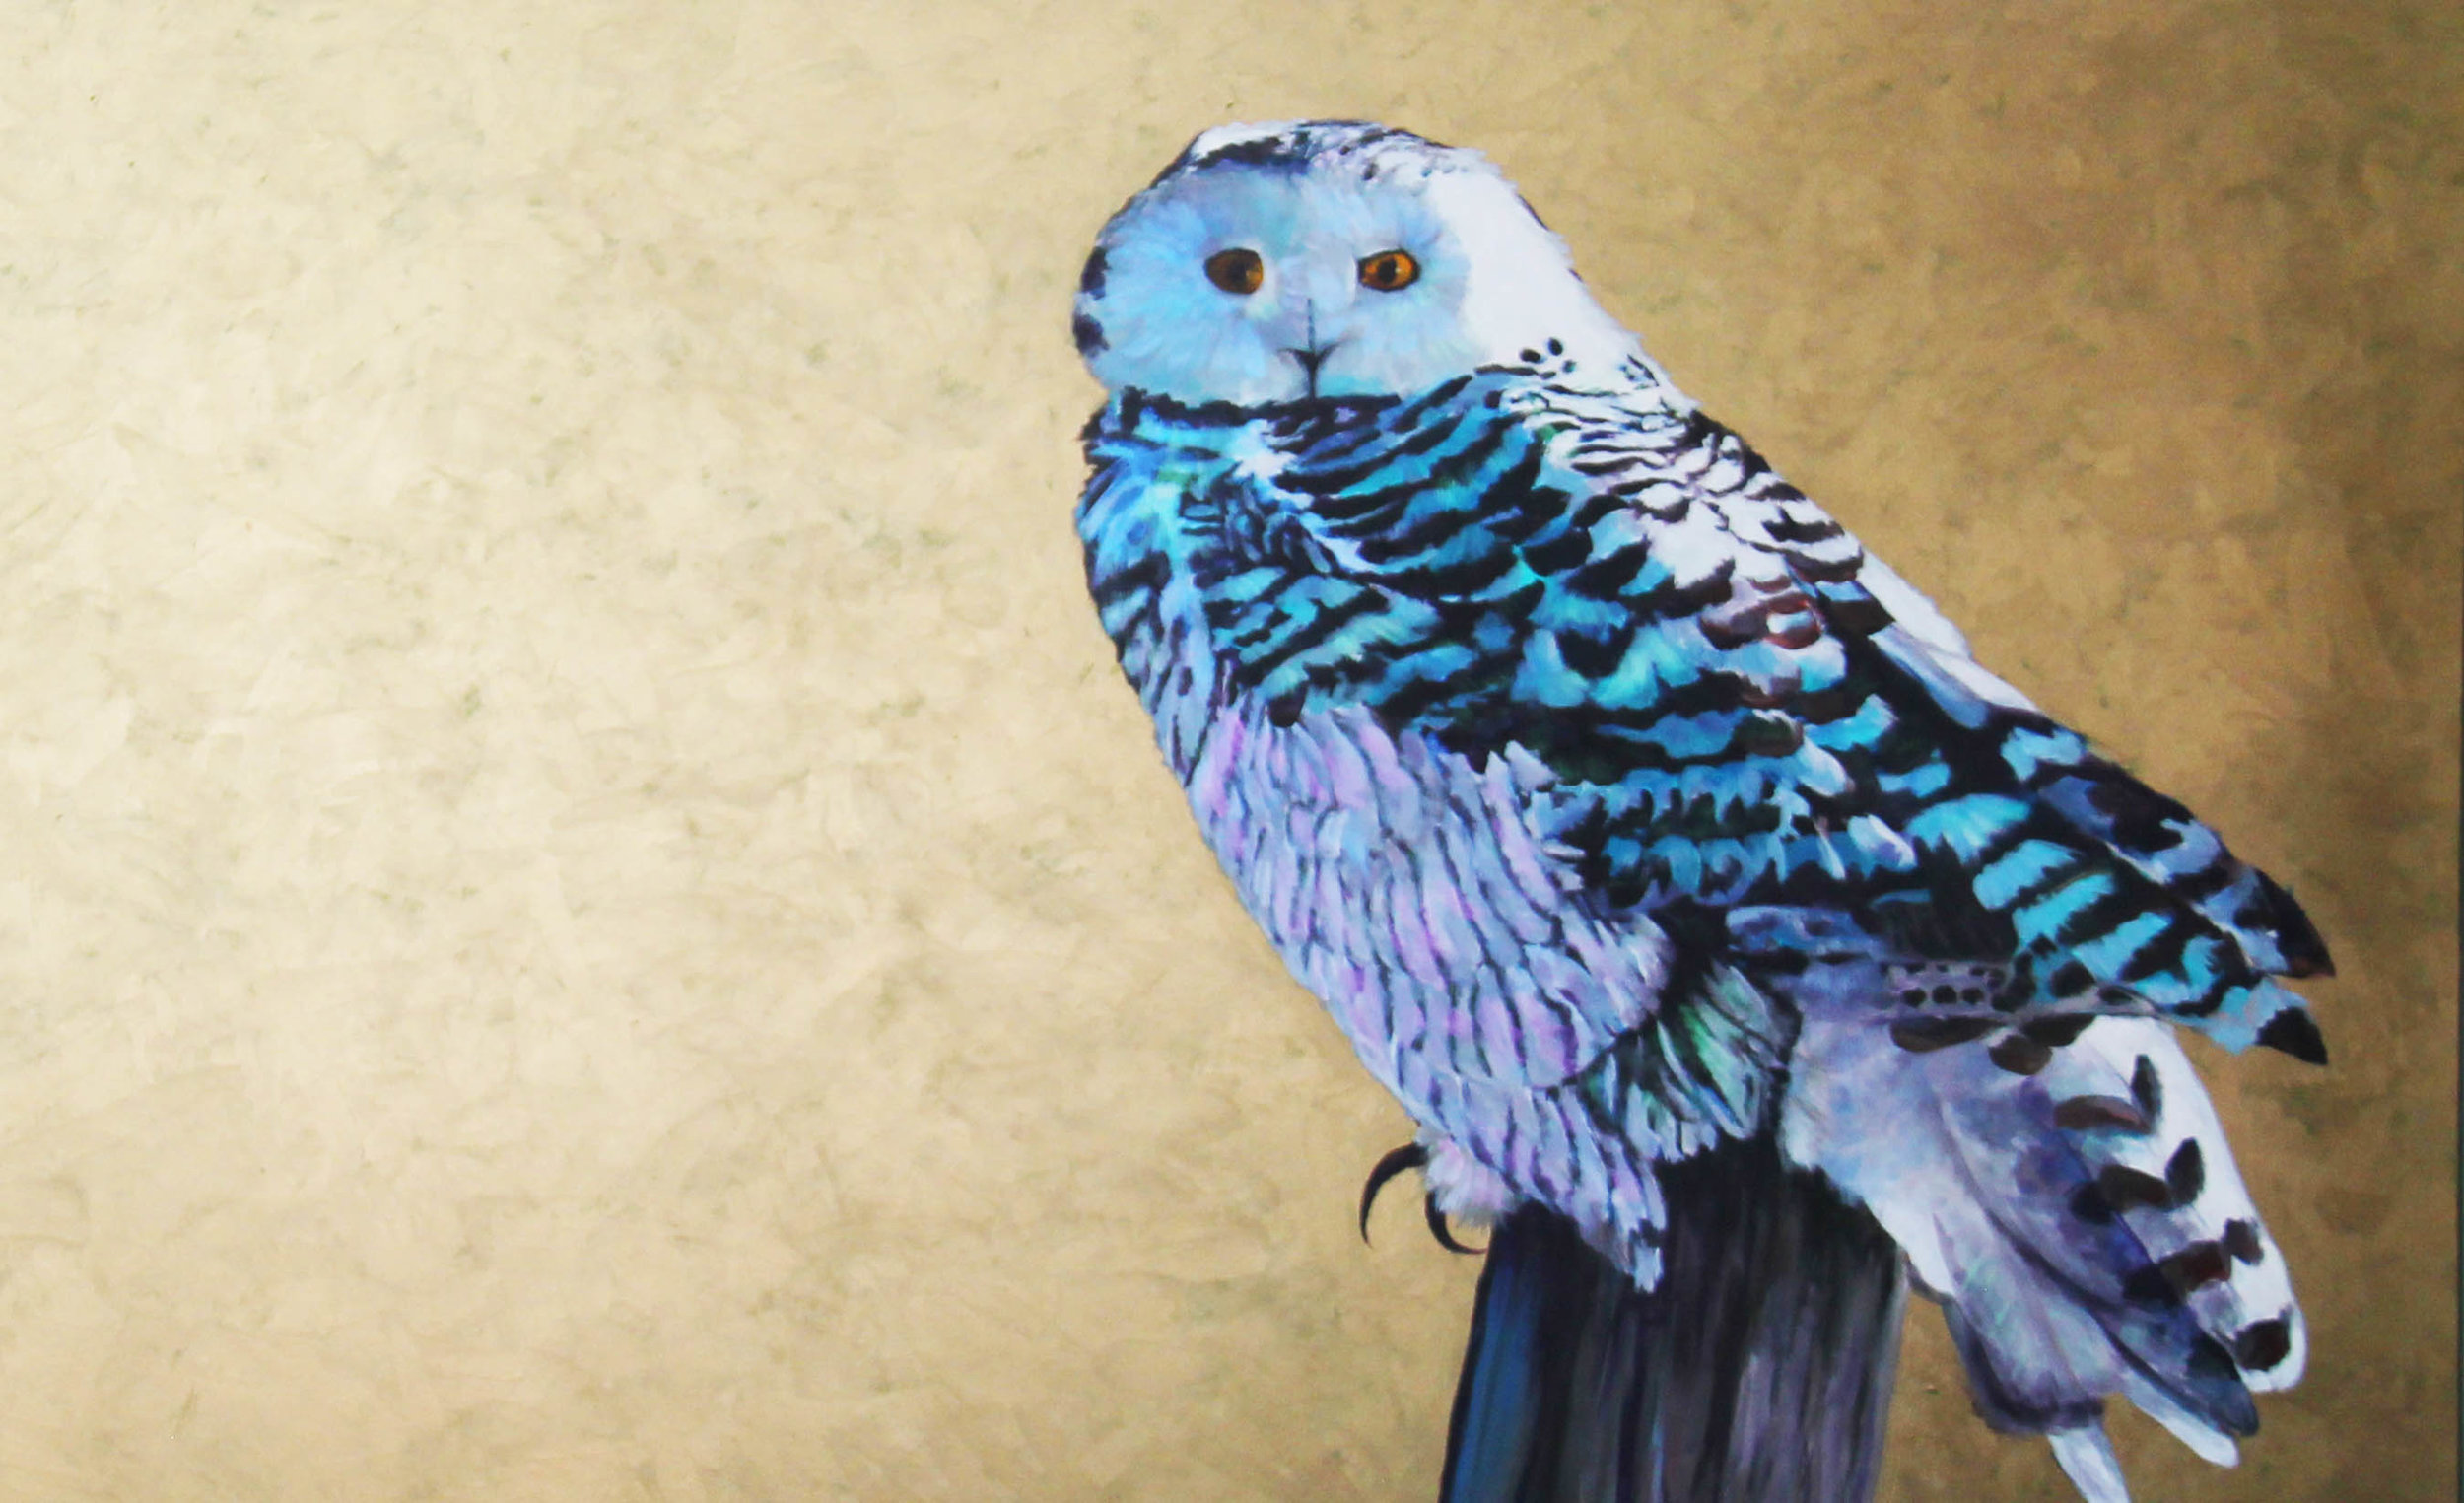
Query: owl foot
1357,1140,1491,1256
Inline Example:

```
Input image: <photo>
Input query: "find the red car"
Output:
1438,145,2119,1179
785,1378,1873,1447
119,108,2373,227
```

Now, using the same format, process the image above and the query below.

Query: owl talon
1424,1193,1483,1256
1359,1142,1485,1255
1359,1142,1428,1242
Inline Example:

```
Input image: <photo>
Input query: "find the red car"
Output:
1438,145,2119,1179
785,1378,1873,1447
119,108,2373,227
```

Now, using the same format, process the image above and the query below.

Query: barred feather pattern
1080,366,2326,1050
1076,360,2323,1462
1768,933,2306,1483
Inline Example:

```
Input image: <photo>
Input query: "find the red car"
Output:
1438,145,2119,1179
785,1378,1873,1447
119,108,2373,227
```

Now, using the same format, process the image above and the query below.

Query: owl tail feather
1439,1135,1905,1503
1779,1007,2306,1503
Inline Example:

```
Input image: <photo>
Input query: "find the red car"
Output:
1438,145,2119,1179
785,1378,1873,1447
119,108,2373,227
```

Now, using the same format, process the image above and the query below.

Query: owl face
1075,121,1640,407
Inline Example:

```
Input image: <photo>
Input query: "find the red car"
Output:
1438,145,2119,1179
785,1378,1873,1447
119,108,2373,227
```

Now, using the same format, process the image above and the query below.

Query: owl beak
1284,341,1340,399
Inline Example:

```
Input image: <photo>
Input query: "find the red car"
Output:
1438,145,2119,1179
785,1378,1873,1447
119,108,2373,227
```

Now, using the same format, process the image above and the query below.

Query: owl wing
1194,376,2321,1479
1222,374,2328,1057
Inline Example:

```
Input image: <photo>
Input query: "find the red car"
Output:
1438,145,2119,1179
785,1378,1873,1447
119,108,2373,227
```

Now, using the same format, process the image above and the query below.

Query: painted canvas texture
0,2,2452,1500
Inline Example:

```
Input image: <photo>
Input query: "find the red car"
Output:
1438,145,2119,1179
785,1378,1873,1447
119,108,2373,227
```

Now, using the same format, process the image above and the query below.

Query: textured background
0,1,2453,1498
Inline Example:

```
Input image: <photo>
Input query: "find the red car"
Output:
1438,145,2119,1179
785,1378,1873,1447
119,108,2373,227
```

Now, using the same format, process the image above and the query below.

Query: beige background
0,1,2453,1498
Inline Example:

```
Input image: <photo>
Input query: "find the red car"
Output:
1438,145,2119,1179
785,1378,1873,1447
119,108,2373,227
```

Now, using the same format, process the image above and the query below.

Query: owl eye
1357,249,1420,292
1203,248,1265,295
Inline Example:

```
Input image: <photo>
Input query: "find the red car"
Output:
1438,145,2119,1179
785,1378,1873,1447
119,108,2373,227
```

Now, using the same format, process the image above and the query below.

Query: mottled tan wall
0,1,2451,1498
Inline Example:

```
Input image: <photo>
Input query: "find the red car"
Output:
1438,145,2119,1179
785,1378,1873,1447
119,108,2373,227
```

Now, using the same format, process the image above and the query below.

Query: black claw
1359,1142,1427,1243
1424,1192,1483,1256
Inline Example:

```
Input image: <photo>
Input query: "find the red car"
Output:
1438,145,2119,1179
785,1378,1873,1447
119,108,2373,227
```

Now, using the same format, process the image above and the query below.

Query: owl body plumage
1071,121,2322,1502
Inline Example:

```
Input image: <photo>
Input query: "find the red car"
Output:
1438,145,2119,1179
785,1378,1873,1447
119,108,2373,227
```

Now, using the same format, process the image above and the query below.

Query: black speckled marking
2122,1264,2182,1306
2256,1006,2329,1064
1988,1033,2053,1075
2131,1055,2163,1121
2021,1014,2094,1048
2234,1318,2293,1371
2154,1240,2231,1296
2095,1164,2176,1211
2045,959,2093,997
1890,1016,1997,1053
2053,1095,2153,1133
2070,1183,2117,1225
2164,1140,2206,1202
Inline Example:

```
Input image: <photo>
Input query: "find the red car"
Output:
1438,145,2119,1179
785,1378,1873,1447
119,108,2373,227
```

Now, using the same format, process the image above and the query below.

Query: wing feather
1207,375,2323,1051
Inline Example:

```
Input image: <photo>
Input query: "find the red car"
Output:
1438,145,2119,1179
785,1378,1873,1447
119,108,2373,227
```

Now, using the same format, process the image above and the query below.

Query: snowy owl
1068,120,2322,1503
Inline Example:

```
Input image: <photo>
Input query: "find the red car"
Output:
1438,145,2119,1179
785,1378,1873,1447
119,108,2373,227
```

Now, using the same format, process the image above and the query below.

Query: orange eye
1358,249,1420,292
1204,248,1264,295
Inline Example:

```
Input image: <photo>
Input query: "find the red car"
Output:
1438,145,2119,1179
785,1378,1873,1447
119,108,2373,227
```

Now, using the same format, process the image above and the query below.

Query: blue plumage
1083,371,2323,1040
1072,120,2323,1502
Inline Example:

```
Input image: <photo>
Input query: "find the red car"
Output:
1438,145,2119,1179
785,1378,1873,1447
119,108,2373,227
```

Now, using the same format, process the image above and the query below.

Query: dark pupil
1360,250,1418,290
1204,249,1263,294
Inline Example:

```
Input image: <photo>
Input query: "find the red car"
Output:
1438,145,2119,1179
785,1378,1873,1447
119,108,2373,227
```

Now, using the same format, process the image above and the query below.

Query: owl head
1073,121,1644,407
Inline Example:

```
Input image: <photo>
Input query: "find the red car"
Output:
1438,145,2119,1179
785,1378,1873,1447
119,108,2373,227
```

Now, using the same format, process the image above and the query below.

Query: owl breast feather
1075,387,1786,1271
1076,390,1680,1097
